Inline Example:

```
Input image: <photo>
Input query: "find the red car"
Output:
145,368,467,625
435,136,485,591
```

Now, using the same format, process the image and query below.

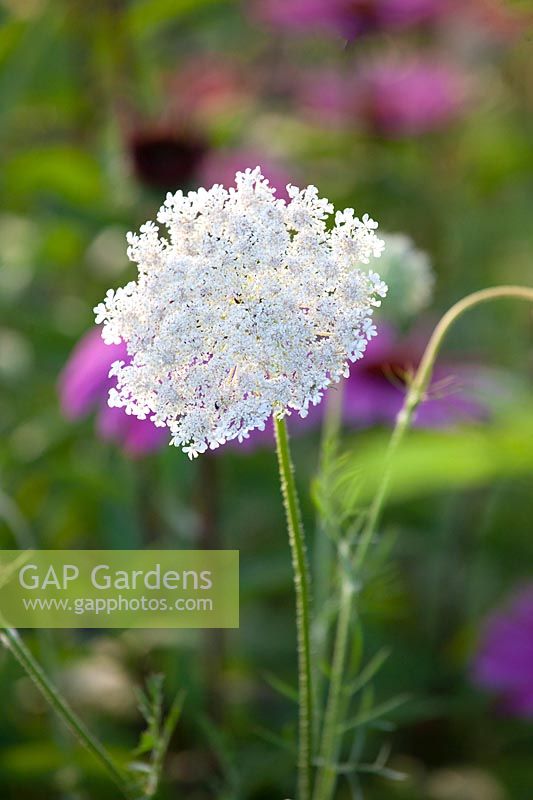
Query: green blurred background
0,1,532,798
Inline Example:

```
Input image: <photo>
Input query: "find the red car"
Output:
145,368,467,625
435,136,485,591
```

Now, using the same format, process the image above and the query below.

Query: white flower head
94,167,387,458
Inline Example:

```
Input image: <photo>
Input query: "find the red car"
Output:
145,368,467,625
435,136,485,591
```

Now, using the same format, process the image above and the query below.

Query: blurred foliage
329,409,533,508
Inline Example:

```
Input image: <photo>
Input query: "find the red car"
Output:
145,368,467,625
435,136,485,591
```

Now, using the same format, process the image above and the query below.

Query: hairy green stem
313,385,345,715
314,285,533,800
1,627,136,800
274,416,313,800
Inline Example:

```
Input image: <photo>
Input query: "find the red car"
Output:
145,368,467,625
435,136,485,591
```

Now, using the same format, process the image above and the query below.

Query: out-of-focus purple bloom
252,0,449,38
252,0,344,34
342,323,486,426
472,586,533,717
354,58,467,136
198,149,295,201
300,58,467,136
299,70,355,127
230,323,488,451
59,328,168,456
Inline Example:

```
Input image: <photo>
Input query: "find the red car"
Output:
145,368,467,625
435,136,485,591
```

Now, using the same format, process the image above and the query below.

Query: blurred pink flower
300,58,467,135
341,323,487,426
59,328,168,457
355,58,467,135
198,149,295,201
167,55,252,121
472,586,533,717
252,0,449,38
299,70,356,127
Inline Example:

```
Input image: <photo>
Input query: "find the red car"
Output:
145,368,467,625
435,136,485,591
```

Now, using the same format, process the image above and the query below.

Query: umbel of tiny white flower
94,167,387,458
376,233,434,321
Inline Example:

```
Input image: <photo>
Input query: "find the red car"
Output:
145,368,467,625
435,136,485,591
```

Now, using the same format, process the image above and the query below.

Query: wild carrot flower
94,167,386,458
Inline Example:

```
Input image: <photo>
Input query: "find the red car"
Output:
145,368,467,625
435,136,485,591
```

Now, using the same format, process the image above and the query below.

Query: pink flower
59,328,168,457
472,586,533,717
355,58,468,136
126,57,251,193
252,0,449,38
300,58,467,135
341,323,487,427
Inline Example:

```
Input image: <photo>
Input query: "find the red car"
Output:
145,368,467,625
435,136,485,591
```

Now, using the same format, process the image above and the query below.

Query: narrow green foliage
343,649,391,698
338,694,410,734
129,674,185,799
0,626,137,800
264,671,300,704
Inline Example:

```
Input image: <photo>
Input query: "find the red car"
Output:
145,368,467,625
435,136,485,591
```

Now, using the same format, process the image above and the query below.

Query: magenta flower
342,323,486,426
354,58,467,136
252,0,449,38
300,58,467,135
298,70,356,128
197,149,295,201
472,587,533,717
59,328,168,456
252,0,344,34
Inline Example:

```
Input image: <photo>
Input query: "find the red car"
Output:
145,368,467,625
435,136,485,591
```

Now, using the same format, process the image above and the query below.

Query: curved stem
355,284,533,566
1,627,136,800
274,416,313,800
313,285,533,800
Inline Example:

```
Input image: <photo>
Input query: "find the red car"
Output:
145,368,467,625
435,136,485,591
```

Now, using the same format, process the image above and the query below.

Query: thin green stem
313,385,345,715
313,570,353,800
274,415,313,800
0,626,137,800
355,284,533,567
313,285,533,800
